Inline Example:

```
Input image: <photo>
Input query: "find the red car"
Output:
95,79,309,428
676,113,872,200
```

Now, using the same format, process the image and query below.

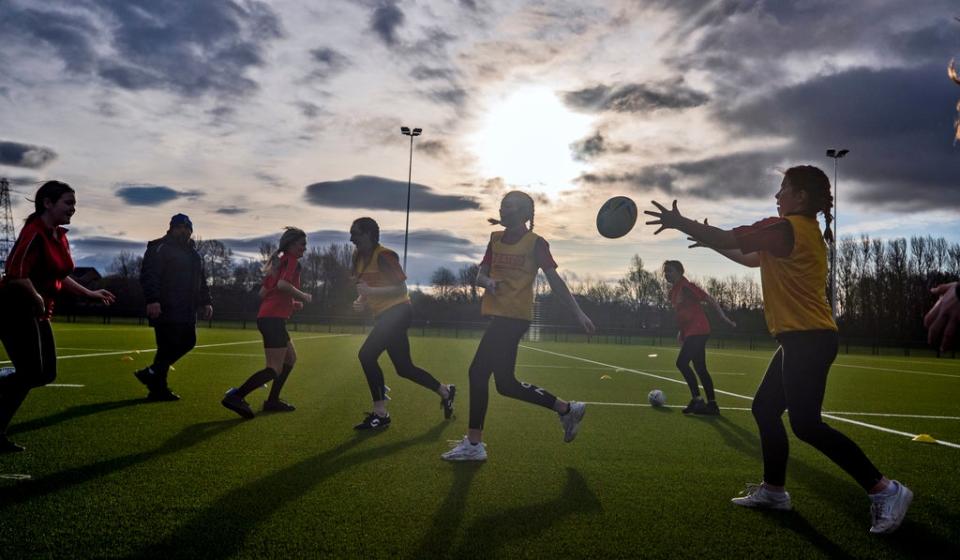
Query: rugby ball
596,196,638,239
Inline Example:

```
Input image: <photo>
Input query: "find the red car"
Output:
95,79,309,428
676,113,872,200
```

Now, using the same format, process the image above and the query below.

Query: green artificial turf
1,324,958,559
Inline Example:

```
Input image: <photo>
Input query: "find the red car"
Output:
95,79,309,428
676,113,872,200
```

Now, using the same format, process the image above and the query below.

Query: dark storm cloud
410,65,456,80
0,1,283,98
428,87,468,107
116,184,204,206
719,63,960,209
417,140,449,158
370,0,405,46
0,141,57,169
309,47,350,80
580,151,785,200
304,175,480,212
563,79,709,113
570,132,630,161
216,206,249,215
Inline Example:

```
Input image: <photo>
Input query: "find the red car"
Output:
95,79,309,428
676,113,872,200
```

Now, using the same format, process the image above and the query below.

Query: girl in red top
0,181,115,453
663,260,735,415
221,227,312,418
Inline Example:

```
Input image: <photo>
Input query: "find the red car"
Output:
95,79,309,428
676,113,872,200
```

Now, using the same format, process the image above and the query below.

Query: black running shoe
0,435,25,454
146,388,181,402
221,388,255,419
263,399,296,412
134,367,156,390
682,398,706,415
442,385,456,419
353,412,391,430
700,401,721,416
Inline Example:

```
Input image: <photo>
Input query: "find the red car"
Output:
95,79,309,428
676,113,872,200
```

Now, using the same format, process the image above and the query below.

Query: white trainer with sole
731,483,792,511
441,436,487,462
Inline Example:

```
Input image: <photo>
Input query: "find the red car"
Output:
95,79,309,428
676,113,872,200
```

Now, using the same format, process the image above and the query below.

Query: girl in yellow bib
350,217,455,430
442,191,596,462
645,165,911,534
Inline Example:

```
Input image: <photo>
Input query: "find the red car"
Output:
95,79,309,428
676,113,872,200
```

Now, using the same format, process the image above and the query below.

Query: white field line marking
192,352,265,358
708,350,960,379
44,384,85,388
58,347,126,352
516,363,744,376
582,401,960,420
0,334,350,365
522,345,960,450
645,346,957,368
0,474,31,480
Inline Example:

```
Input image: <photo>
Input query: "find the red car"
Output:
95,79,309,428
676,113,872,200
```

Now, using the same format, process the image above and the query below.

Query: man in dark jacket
134,214,213,400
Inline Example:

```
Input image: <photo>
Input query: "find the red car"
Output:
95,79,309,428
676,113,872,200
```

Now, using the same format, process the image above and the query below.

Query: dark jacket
140,234,211,325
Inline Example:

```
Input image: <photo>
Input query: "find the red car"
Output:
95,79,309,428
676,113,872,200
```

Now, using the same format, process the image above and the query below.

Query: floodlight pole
825,148,849,319
400,126,422,271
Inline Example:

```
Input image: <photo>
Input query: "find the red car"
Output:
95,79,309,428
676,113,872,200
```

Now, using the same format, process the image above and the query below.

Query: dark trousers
150,322,197,388
359,303,441,402
0,310,57,435
468,316,558,430
752,330,883,490
676,334,715,401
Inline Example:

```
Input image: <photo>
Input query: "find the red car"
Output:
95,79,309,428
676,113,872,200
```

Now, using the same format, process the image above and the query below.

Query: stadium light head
826,149,836,157
837,149,849,158
826,148,849,159
400,126,411,135
412,127,422,136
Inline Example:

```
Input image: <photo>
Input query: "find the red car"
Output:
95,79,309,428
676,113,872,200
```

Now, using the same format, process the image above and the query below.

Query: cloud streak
0,140,57,169
304,175,480,212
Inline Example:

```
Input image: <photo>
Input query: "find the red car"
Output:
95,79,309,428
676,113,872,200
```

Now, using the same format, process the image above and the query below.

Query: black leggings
151,323,197,387
359,303,441,402
0,310,57,435
468,316,558,430
752,330,883,490
676,334,715,401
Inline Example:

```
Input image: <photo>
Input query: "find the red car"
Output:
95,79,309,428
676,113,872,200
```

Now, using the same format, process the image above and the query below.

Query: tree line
60,235,957,344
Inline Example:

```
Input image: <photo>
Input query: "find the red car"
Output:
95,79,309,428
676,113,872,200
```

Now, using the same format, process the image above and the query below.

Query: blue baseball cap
170,213,193,231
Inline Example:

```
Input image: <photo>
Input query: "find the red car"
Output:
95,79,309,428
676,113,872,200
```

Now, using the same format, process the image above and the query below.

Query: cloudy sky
1,0,958,285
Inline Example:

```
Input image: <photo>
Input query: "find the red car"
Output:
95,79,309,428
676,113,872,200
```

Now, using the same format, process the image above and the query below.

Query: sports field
1,324,958,559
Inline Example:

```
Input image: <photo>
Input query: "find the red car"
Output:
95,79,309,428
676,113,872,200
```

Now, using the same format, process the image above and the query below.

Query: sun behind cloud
469,87,593,197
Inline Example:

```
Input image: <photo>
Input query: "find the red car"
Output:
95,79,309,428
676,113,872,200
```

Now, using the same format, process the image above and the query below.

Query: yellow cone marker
169,366,175,371
647,354,658,358
600,374,612,380
912,434,937,444
121,355,134,362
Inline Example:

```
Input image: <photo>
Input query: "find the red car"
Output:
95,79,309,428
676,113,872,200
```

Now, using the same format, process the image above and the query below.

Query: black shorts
257,317,290,349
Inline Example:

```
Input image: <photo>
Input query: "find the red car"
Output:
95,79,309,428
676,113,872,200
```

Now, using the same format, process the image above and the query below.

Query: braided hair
487,190,535,229
263,227,307,274
784,165,834,242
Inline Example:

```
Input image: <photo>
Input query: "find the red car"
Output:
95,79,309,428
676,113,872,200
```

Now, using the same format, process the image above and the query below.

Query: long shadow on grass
696,415,960,554
0,419,242,509
445,468,601,559
127,421,453,559
8,398,145,436
405,462,483,560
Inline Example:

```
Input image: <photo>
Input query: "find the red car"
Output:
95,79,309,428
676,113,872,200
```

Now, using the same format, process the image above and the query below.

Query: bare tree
110,251,143,280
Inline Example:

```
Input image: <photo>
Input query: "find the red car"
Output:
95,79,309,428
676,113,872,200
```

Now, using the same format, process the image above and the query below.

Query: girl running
662,260,735,415
442,191,596,462
0,181,115,452
349,217,455,430
644,165,912,534
221,227,311,418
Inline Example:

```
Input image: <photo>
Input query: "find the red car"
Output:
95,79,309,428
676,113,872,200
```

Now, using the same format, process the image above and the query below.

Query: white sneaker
869,480,913,534
441,436,487,462
731,483,792,511
560,401,586,443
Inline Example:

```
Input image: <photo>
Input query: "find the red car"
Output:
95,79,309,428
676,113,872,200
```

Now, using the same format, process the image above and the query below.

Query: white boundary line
581,402,960,420
708,350,960,379
0,334,349,365
44,384,85,388
521,344,960,450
